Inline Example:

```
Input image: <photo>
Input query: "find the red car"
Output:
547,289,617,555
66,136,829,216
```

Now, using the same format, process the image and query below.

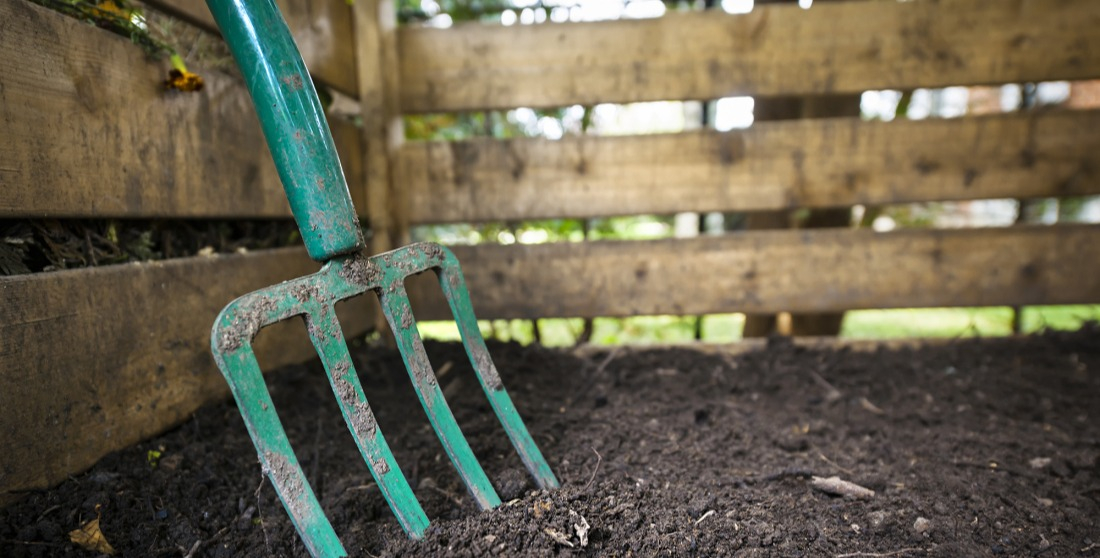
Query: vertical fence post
354,0,406,340
355,0,406,256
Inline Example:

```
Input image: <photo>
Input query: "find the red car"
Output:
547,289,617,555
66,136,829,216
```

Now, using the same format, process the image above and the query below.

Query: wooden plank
407,225,1100,320
0,1,363,219
330,117,368,216
143,0,359,96
0,248,378,506
398,0,1100,112
354,0,407,254
397,110,1100,223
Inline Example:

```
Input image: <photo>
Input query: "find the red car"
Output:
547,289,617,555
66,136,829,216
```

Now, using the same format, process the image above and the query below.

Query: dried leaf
543,527,574,548
531,499,551,518
69,517,116,555
570,509,590,548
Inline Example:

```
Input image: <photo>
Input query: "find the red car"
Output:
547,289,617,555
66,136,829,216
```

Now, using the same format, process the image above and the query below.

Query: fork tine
379,282,503,510
213,306,346,558
305,303,430,538
434,250,561,491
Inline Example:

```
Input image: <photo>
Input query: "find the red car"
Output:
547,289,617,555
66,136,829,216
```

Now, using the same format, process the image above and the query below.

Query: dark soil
4,328,1100,557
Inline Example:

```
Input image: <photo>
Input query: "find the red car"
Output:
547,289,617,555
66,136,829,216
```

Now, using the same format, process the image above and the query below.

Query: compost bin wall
2,0,1100,506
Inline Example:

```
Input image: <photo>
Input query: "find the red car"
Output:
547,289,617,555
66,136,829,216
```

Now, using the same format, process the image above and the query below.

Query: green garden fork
205,1,558,556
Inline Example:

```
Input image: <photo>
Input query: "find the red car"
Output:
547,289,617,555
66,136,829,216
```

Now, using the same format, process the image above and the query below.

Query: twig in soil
254,475,274,555
594,347,622,376
808,369,842,403
181,539,202,558
583,447,602,490
835,549,926,558
811,476,875,499
694,510,716,526
345,482,378,492
858,397,885,415
84,229,97,266
34,504,61,523
817,451,854,475
435,360,454,379
426,484,466,509
1082,542,1099,553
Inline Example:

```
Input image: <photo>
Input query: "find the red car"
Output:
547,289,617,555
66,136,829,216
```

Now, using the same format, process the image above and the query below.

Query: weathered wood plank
407,225,1100,319
330,117,368,216
397,110,1100,223
398,0,1100,112
0,1,363,219
355,0,407,255
0,248,377,506
143,0,359,96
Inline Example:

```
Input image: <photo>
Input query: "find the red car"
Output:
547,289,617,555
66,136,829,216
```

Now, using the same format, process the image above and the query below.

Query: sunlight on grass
417,305,1100,346
842,306,1100,339
841,307,1016,339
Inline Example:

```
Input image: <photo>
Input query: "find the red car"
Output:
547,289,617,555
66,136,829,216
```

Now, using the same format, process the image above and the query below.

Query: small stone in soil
913,516,932,535
868,510,889,529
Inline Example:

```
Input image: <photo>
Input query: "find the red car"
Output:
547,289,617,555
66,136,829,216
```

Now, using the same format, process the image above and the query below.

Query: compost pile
4,327,1099,557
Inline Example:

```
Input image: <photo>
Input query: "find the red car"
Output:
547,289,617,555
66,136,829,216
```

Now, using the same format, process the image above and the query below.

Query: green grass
416,305,1100,346
842,306,1100,339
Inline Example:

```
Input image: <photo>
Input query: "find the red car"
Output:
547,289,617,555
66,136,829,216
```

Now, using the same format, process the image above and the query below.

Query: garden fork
205,1,558,556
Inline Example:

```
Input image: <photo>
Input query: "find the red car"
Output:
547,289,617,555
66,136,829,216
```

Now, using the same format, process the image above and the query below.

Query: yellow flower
165,69,204,92
165,54,204,92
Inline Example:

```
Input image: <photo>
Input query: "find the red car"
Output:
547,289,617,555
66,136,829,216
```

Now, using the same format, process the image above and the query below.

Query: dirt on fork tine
2,327,1099,557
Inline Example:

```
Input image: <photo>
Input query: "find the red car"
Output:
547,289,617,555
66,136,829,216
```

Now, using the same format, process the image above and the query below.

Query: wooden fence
2,0,1099,505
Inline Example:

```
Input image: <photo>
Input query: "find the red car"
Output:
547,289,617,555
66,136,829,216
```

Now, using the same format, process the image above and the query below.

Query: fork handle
207,0,364,261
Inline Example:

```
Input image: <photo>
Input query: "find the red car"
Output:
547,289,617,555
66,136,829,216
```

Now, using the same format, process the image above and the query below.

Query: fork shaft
206,0,364,261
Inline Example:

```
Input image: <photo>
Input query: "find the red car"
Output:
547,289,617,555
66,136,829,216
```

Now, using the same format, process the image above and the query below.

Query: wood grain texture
397,110,1100,223
746,80,862,337
407,225,1100,320
330,117,368,216
0,248,378,506
144,0,359,96
354,0,407,254
0,2,363,219
398,0,1100,112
